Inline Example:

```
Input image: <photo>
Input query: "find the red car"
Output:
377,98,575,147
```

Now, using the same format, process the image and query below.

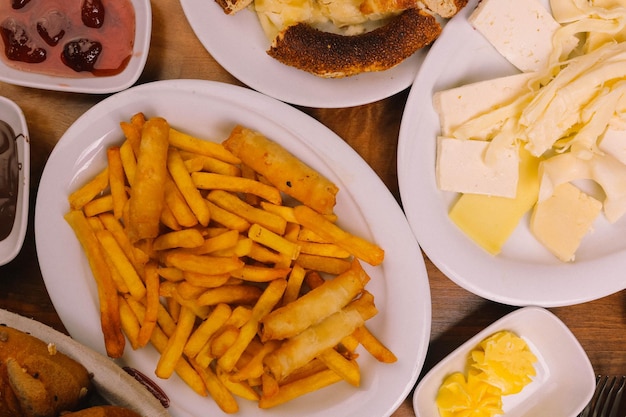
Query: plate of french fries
34,79,431,416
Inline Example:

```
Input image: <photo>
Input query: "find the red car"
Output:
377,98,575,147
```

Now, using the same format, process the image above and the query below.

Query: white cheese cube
433,72,535,136
469,0,578,72
436,137,519,197
530,182,602,262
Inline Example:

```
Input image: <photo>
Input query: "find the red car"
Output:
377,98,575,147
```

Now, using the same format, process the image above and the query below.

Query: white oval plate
34,79,431,417
0,0,151,94
179,0,431,108
413,306,595,417
397,0,626,307
0,96,29,266
0,308,169,416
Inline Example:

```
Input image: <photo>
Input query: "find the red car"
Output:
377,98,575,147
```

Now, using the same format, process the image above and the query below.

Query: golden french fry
296,253,352,275
297,241,351,258
207,190,286,235
99,213,149,273
230,265,291,282
183,153,241,177
83,194,114,217
119,140,137,186
258,369,342,409
222,125,338,215
216,366,260,401
293,205,385,266
318,348,360,387
118,295,141,350
168,148,211,226
190,358,239,414
69,167,109,210
183,271,231,288
64,210,125,358
197,284,263,306
248,223,300,260
169,128,241,164
107,146,128,219
184,303,232,358
192,172,282,205
96,229,146,300
158,267,185,282
138,261,160,347
217,279,287,372
206,200,251,232
156,306,197,379
352,326,397,363
185,229,240,256
282,263,306,306
153,228,205,251
164,175,198,228
127,117,170,242
164,252,244,275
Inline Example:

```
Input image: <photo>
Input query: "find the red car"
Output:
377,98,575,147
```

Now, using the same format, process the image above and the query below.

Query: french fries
65,115,395,413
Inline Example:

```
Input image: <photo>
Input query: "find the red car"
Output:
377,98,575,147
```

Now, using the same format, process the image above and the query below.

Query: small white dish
413,306,595,417
0,0,151,94
0,308,169,416
0,96,29,266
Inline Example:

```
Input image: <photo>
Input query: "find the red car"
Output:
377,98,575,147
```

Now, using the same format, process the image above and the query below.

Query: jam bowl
0,96,29,266
0,0,151,94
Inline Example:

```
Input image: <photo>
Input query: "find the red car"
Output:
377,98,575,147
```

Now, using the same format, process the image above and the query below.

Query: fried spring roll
260,260,369,341
222,125,339,215
127,117,170,242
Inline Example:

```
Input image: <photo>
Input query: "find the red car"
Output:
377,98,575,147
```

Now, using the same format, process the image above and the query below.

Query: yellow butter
448,147,541,255
530,182,602,262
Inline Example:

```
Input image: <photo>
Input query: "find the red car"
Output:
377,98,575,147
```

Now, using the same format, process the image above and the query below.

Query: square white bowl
413,306,596,417
0,96,29,266
0,0,152,94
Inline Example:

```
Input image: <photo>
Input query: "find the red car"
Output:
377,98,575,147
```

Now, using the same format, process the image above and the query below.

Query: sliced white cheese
599,127,626,165
469,0,578,72
433,72,535,137
436,137,519,197
530,182,602,262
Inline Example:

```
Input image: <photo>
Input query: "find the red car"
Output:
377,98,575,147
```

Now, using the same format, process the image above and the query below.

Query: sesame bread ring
267,7,442,78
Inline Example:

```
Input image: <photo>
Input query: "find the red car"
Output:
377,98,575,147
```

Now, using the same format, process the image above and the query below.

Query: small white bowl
0,96,29,266
413,306,595,417
0,0,151,94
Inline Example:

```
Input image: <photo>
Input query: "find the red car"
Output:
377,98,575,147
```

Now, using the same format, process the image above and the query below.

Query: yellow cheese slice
530,182,602,262
448,147,541,255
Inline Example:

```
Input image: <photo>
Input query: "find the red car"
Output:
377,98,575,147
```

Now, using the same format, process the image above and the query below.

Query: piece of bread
420,0,469,18
61,405,142,417
267,7,442,78
0,325,92,417
215,0,254,14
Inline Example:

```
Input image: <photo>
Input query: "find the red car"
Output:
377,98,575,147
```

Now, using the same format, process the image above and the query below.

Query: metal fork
579,375,626,417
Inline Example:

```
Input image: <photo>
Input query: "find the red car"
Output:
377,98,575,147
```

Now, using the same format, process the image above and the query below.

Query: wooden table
1,1,625,416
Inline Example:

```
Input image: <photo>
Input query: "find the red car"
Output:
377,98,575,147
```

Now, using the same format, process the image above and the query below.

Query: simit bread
267,7,442,78
421,0,469,17
0,325,92,417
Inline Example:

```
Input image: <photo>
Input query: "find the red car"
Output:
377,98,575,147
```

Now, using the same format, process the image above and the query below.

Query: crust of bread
267,7,442,78
0,326,92,417
420,0,469,18
62,405,143,417
215,0,254,14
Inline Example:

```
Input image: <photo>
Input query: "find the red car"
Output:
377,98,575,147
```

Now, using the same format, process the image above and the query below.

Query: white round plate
397,0,626,307
0,0,151,94
413,307,595,417
179,0,431,108
0,96,29,266
35,79,431,417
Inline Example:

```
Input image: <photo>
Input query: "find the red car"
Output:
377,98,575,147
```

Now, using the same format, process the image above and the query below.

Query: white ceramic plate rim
0,308,169,416
179,0,433,108
34,79,431,417
0,96,29,266
0,0,152,94
397,0,626,307
413,306,596,417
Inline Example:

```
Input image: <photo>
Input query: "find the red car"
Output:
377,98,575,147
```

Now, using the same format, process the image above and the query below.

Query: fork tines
579,375,626,417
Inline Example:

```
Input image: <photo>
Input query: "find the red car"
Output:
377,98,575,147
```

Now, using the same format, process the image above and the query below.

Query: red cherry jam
0,0,135,77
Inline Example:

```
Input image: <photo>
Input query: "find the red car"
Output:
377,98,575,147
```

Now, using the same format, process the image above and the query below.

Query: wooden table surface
1,1,626,416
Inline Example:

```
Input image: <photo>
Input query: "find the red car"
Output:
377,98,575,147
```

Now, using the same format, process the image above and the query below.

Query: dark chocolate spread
0,120,19,241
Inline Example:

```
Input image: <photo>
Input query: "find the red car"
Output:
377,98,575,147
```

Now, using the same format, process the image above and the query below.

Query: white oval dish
0,96,29,267
0,0,151,94
34,79,431,417
179,0,432,108
413,306,595,417
397,0,626,307
0,308,169,416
